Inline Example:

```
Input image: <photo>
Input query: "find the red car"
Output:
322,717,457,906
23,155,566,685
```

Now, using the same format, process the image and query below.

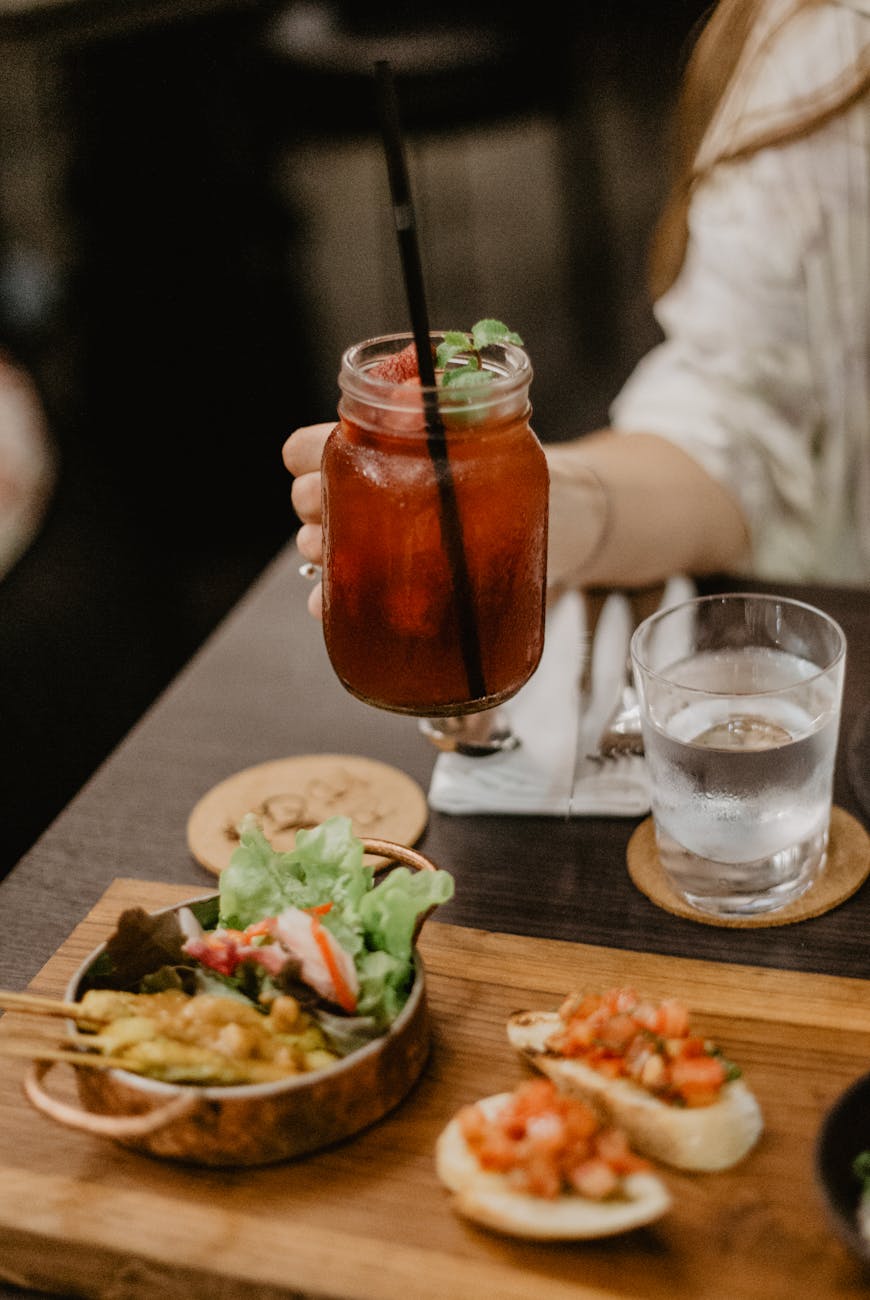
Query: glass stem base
419,707,520,757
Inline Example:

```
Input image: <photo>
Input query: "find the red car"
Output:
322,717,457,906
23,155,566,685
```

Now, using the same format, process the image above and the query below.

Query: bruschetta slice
435,1078,671,1239
507,988,763,1173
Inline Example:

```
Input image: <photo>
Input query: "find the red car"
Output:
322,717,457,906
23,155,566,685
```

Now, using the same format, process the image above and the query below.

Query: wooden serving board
2,879,870,1299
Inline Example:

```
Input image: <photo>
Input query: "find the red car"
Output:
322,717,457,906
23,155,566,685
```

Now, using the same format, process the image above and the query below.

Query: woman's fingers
306,581,323,620
282,422,334,476
291,471,322,525
295,521,322,566
285,422,334,526
284,423,332,622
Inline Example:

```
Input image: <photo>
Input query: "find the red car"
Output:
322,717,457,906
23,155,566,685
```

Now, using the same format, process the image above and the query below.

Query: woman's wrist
544,430,751,589
545,442,613,591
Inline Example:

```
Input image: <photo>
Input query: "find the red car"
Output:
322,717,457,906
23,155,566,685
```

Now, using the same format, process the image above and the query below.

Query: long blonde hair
649,0,870,299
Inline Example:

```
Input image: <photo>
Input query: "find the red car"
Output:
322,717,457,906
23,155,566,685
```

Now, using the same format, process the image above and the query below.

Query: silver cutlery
567,588,610,811
591,653,644,760
586,584,666,763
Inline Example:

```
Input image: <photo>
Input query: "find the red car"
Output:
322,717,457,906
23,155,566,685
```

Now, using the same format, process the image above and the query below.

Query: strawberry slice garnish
371,343,421,383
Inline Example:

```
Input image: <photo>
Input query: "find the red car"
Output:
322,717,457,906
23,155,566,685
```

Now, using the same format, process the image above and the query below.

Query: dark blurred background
0,0,709,877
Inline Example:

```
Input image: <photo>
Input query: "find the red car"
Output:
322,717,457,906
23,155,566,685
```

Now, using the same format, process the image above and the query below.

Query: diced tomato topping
678,1035,708,1058
182,934,243,977
593,1126,650,1174
519,1150,563,1199
458,1079,648,1201
558,991,603,1021
611,988,641,1015
570,1158,619,1200
590,1057,624,1079
544,986,737,1106
244,918,276,937
474,1128,518,1173
670,1054,728,1103
182,924,285,979
654,999,690,1038
551,1018,595,1054
597,1013,639,1052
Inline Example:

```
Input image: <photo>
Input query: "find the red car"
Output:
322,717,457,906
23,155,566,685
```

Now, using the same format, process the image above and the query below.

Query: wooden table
3,545,870,988
2,543,870,1298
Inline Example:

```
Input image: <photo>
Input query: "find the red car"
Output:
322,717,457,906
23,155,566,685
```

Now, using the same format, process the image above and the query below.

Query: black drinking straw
373,59,486,705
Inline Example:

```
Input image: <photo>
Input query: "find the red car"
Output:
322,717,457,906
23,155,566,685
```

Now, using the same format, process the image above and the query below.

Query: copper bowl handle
361,838,442,940
362,838,438,873
23,1060,200,1138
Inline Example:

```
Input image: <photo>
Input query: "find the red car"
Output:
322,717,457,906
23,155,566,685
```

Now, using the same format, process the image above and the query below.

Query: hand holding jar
284,323,549,718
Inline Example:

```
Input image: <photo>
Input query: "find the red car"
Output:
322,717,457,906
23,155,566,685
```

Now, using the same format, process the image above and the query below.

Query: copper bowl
23,839,437,1166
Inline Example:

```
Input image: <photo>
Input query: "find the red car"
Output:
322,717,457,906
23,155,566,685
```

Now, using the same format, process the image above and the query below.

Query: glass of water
630,592,846,918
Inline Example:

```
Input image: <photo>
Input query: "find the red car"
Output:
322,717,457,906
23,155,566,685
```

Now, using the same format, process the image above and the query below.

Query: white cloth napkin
427,575,695,817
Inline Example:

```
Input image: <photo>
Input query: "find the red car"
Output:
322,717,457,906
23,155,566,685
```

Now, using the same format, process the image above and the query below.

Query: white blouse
610,0,870,583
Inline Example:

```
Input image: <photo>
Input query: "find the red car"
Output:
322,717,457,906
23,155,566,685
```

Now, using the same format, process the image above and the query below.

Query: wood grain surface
2,878,870,1299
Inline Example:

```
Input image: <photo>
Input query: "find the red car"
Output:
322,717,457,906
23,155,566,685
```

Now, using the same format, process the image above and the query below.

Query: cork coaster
187,754,429,876
626,805,870,928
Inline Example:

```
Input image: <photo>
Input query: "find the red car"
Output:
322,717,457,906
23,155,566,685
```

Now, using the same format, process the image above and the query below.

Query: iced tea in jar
321,328,548,716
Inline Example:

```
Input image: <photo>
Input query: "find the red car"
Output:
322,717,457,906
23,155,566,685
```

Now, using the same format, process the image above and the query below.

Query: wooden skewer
0,1039,128,1070
2,1037,301,1086
0,990,107,1023
0,991,76,1015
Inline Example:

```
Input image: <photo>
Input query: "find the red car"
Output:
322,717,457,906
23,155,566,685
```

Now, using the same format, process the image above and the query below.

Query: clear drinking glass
630,592,846,918
321,332,549,721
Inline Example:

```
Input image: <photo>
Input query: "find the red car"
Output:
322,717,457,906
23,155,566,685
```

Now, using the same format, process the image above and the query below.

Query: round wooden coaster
187,754,429,876
626,806,870,928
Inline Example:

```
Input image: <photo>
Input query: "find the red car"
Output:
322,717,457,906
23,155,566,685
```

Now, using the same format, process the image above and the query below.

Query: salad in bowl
24,815,454,1165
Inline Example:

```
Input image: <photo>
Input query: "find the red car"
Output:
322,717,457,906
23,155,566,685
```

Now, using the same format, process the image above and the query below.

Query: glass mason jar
321,332,549,716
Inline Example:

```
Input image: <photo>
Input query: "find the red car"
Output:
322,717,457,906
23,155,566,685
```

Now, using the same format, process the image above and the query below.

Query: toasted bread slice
508,1010,763,1172
435,1091,671,1239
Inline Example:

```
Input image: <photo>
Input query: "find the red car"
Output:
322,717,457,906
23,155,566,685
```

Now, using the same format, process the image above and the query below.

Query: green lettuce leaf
217,814,454,1026
359,865,454,957
356,949,412,1023
218,813,372,930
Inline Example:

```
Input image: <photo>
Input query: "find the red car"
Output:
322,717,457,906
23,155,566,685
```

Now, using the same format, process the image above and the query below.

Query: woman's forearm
545,431,750,590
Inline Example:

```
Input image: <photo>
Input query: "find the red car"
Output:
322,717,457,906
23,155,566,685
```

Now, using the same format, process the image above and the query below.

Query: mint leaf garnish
436,319,524,387
471,319,524,349
441,366,493,390
435,331,471,370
